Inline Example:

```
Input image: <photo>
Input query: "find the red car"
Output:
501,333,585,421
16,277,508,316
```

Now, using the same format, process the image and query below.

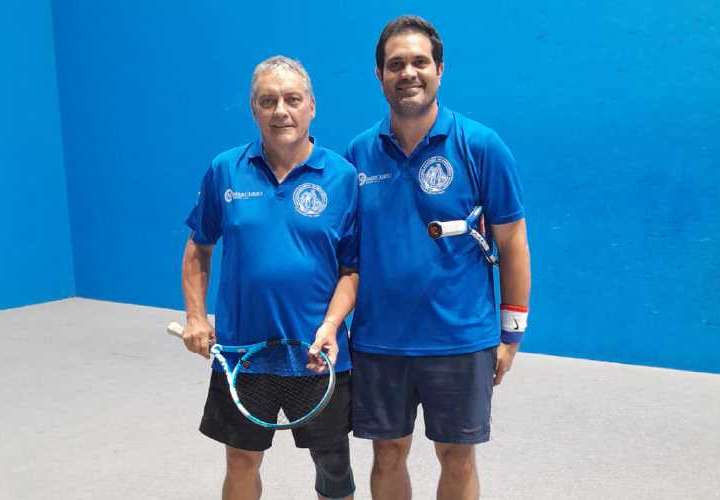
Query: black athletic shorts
199,369,351,451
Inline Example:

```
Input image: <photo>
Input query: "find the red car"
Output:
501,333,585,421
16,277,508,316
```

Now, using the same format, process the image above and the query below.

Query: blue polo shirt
186,140,357,373
345,106,524,356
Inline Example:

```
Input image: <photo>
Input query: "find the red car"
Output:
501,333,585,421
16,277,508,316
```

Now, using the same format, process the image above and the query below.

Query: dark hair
375,15,443,71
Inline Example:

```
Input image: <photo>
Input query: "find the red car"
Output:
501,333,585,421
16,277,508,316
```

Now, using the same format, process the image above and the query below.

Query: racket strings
235,373,330,425
231,343,332,426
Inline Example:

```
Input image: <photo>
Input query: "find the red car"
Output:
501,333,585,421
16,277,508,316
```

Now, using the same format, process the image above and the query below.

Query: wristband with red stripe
500,304,529,344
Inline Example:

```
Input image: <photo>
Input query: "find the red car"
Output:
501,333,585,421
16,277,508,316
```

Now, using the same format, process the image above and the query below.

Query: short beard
388,93,437,118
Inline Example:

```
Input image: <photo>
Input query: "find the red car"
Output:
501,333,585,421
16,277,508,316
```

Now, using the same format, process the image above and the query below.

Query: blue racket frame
463,206,498,265
211,339,336,430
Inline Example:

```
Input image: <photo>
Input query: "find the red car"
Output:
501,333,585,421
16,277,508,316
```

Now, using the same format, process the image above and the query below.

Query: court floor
2,298,718,499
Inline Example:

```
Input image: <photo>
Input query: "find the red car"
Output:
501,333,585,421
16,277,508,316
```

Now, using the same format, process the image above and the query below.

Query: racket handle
428,219,468,239
167,321,185,339
166,321,216,358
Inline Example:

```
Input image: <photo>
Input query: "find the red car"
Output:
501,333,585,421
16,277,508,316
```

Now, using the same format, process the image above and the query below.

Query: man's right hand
183,317,215,359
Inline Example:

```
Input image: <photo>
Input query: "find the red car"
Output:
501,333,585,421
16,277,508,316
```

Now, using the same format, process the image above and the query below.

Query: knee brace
309,437,355,499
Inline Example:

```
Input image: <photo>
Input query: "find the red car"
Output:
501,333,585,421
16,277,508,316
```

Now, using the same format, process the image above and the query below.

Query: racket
427,205,498,265
166,322,336,430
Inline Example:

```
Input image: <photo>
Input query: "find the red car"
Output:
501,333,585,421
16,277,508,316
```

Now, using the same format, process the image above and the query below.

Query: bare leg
435,443,479,500
223,446,264,500
371,436,413,500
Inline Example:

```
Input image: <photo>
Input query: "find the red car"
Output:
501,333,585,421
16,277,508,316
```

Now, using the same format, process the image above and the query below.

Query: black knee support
309,437,355,499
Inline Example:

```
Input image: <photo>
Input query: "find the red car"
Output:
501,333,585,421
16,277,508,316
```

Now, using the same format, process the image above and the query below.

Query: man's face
251,69,315,148
377,31,443,118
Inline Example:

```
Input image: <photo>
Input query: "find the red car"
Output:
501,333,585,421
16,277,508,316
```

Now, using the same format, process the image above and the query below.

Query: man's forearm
494,220,531,349
493,219,531,307
498,241,531,307
323,268,359,326
182,238,213,322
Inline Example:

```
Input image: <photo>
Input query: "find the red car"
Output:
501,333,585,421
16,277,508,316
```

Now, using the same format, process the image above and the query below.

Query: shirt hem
350,338,499,356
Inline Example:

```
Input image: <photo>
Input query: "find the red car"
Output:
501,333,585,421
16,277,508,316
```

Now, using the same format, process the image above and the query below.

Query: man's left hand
494,342,520,386
307,321,339,373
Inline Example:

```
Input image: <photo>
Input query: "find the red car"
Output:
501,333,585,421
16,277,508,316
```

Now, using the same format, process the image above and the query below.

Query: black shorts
199,369,351,451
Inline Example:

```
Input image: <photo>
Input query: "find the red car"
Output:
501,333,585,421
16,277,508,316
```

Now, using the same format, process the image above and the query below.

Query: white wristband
500,305,528,333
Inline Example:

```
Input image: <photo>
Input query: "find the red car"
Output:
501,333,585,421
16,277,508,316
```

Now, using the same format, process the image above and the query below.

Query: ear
250,97,258,120
375,66,383,82
310,95,316,119
437,62,444,80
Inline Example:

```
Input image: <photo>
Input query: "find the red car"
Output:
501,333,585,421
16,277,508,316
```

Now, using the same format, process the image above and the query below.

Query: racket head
214,339,336,430
469,228,499,265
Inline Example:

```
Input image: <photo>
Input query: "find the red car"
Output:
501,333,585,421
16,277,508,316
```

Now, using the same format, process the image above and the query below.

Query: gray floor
1,299,719,500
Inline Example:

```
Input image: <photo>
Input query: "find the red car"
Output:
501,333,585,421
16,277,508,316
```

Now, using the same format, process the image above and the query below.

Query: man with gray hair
181,55,358,499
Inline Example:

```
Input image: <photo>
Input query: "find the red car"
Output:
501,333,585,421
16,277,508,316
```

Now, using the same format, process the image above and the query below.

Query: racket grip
428,220,469,239
167,321,185,339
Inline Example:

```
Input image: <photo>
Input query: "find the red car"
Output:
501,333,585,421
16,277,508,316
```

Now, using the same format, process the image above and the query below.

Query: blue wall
0,0,75,309
48,1,719,372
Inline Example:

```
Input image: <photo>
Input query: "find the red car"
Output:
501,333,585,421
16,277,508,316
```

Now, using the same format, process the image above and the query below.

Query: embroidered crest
418,156,454,194
292,183,328,217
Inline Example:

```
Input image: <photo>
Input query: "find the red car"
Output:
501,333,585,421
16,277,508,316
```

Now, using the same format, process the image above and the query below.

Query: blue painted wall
0,0,75,309
50,1,719,372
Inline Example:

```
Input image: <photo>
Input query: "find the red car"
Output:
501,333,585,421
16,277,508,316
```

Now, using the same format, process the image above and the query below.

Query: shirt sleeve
185,166,223,245
476,131,525,225
343,142,356,166
337,172,359,270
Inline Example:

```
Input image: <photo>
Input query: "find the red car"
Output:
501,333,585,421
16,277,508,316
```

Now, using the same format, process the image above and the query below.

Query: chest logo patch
293,183,328,217
224,189,264,202
358,172,392,186
418,156,454,194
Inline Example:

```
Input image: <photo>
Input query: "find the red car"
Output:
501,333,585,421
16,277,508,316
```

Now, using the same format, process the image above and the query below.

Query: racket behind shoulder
167,322,336,430
427,205,498,265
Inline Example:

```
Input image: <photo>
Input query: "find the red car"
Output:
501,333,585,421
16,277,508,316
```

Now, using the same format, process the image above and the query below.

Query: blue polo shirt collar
246,137,325,170
378,105,454,141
